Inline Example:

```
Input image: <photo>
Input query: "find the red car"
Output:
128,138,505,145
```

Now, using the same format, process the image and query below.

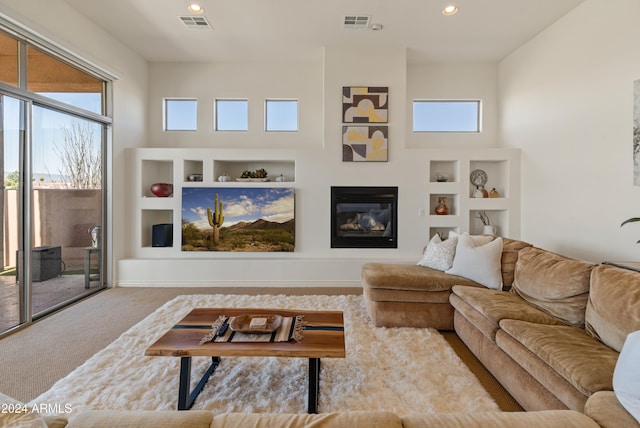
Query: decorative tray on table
229,314,282,334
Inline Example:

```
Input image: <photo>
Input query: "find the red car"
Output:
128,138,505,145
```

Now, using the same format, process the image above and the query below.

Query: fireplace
331,186,398,248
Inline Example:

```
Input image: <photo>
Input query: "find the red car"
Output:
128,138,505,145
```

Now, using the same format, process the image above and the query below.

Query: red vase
150,183,173,197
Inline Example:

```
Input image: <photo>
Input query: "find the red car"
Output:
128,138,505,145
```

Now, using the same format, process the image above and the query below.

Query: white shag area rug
33,294,499,415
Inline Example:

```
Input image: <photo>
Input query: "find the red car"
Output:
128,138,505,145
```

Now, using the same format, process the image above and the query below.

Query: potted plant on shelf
622,217,640,243
477,210,496,235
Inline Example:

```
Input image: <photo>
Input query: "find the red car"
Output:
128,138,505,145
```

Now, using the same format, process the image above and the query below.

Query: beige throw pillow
417,232,458,271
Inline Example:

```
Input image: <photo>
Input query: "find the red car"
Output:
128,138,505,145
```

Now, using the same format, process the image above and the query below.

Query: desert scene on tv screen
181,187,295,252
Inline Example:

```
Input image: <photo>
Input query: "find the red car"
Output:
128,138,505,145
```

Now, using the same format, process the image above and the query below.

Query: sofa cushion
510,247,594,327
362,263,481,293
446,235,504,290
500,238,532,290
213,411,403,428
417,232,458,271
67,410,213,428
401,411,599,428
499,319,618,397
450,285,563,340
585,391,640,428
585,264,640,352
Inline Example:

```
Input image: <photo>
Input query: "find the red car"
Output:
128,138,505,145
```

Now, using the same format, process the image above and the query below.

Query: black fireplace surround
331,186,398,248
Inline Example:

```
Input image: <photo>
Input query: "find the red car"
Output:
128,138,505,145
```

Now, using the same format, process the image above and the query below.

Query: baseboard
116,257,415,288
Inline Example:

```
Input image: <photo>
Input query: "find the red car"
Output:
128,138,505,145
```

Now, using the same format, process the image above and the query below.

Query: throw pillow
446,234,503,289
613,330,640,424
417,232,458,271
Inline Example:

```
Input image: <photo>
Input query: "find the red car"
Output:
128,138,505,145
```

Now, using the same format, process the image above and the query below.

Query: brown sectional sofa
362,237,640,427
0,393,606,428
362,237,531,329
451,248,640,413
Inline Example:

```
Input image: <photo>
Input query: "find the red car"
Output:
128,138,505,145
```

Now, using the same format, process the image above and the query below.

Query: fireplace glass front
331,186,398,248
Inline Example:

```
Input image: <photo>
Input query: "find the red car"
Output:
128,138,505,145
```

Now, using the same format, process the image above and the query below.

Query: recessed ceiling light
442,5,458,16
187,2,204,14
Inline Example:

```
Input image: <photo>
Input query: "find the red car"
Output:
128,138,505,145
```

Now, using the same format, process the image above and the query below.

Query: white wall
499,0,640,261
406,63,499,149
0,0,149,283
120,47,510,286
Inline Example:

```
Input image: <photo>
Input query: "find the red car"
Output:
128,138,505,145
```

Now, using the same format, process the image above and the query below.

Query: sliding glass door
0,94,24,332
0,28,110,336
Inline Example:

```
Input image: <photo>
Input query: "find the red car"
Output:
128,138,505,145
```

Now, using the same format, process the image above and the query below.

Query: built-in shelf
425,149,520,239
429,160,459,183
141,160,173,198
141,209,173,248
132,148,297,255
213,160,295,183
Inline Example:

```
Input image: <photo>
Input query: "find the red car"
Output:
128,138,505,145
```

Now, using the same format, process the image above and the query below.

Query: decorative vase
472,186,484,198
275,174,286,182
435,197,448,215
150,183,173,197
489,188,500,198
88,225,101,248
482,225,496,235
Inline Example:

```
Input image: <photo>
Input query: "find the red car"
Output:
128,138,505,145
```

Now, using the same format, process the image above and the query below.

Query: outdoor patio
0,273,102,333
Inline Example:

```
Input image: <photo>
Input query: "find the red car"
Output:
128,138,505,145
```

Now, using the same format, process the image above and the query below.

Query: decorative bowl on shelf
435,173,449,182
150,183,173,197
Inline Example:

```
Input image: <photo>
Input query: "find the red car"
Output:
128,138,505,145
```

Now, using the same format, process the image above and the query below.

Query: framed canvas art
342,125,388,162
342,86,388,123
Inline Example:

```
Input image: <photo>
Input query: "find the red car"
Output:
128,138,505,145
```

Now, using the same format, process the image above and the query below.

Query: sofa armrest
584,391,640,428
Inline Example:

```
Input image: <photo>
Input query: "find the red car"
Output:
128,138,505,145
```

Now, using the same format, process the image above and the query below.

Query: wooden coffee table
145,308,345,413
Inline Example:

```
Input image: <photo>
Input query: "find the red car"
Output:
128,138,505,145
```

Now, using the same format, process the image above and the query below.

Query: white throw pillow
417,232,458,271
446,233,503,289
613,330,640,424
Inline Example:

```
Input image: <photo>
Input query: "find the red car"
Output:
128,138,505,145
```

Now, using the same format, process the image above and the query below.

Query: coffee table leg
178,356,220,410
308,358,320,413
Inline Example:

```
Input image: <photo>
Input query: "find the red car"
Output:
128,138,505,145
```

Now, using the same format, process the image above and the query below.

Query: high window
413,100,480,133
265,99,298,132
215,99,248,131
164,99,197,131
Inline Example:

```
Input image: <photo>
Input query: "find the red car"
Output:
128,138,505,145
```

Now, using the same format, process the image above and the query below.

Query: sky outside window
265,100,298,132
413,100,480,132
165,99,197,131
216,99,248,131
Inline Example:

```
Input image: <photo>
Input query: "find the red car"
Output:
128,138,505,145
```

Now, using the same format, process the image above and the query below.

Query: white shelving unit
131,148,296,256
425,148,520,239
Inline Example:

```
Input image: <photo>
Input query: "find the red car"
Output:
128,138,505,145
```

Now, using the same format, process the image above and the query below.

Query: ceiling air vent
343,15,370,30
179,16,213,31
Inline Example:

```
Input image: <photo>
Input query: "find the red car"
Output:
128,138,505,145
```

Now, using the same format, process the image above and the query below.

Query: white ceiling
63,0,586,64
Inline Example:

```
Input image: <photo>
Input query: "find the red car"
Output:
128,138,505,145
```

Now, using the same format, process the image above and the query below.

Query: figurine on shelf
489,188,500,198
435,197,448,215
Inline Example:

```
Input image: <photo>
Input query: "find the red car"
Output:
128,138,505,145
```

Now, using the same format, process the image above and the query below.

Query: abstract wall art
342,125,388,162
181,187,295,252
342,86,388,123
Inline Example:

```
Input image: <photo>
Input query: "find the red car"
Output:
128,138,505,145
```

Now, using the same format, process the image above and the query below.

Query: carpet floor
32,294,500,416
